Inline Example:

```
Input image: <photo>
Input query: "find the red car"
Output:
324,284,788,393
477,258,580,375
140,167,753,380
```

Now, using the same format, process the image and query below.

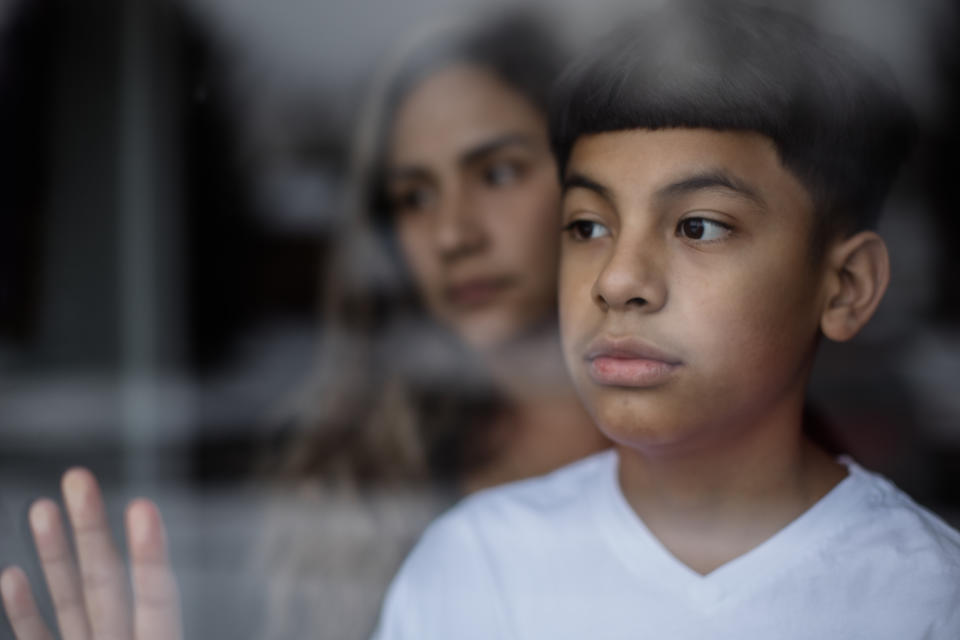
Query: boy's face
559,128,830,452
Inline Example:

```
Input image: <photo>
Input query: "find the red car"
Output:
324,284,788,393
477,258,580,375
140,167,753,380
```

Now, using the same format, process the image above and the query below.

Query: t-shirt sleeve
370,507,513,640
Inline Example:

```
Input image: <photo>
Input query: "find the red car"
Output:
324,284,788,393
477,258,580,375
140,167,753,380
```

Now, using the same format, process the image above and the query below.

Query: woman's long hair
273,10,569,491
258,11,569,640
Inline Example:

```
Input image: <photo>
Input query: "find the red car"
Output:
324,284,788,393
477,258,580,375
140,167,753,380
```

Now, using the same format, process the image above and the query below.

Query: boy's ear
820,231,890,342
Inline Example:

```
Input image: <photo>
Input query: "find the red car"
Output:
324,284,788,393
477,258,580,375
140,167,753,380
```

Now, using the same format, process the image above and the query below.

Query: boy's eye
483,161,522,187
677,217,731,241
563,219,610,241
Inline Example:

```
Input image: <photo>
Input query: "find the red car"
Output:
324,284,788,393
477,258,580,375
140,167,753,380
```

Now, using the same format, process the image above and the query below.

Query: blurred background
0,0,957,637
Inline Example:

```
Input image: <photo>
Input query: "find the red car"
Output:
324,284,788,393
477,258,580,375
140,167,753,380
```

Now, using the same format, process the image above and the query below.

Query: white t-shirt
372,450,960,640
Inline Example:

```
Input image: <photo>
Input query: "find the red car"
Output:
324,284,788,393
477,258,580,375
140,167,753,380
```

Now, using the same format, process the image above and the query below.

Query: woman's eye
391,187,434,214
484,161,522,187
677,217,731,241
564,219,610,241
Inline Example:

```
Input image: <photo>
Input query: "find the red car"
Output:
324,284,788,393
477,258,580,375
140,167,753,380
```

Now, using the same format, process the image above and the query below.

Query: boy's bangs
549,1,916,234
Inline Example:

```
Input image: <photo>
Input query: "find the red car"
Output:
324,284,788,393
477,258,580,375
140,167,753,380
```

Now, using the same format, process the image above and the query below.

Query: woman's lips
584,338,682,387
444,276,513,308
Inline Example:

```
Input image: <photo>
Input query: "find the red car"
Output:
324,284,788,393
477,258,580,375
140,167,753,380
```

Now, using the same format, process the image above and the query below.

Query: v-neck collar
594,451,875,609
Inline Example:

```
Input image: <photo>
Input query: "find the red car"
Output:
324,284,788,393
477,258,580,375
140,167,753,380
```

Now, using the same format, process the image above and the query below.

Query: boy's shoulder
418,447,617,551
459,447,617,515
829,458,960,575
371,450,618,639
808,459,960,632
394,448,616,570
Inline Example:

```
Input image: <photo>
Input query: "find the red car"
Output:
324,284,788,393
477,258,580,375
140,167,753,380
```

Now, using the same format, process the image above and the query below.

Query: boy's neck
616,399,847,576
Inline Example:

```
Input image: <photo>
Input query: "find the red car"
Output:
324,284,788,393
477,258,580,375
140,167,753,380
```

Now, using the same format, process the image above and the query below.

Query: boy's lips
583,336,682,388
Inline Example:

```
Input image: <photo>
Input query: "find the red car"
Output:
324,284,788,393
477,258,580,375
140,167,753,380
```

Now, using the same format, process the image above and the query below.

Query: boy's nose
434,189,487,261
591,235,666,313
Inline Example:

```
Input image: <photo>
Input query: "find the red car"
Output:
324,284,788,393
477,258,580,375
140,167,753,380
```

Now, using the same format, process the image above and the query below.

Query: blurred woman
0,11,609,640
259,11,608,639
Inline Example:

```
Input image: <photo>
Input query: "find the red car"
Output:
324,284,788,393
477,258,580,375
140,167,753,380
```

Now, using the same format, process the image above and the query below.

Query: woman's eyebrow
460,133,537,167
386,165,431,182
387,133,537,181
654,170,767,209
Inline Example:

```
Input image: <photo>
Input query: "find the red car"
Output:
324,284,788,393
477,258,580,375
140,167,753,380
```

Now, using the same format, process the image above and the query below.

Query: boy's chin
597,423,701,456
586,398,722,458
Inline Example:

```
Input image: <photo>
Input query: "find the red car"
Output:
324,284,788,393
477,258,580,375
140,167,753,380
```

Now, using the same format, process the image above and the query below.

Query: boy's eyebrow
460,133,537,167
562,172,615,203
655,170,767,208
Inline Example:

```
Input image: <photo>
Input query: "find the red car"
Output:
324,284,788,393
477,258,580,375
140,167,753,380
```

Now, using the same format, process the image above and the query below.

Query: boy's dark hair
550,0,916,243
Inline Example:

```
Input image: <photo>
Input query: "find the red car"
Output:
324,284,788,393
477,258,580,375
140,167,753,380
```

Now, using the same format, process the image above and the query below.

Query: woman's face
386,64,560,352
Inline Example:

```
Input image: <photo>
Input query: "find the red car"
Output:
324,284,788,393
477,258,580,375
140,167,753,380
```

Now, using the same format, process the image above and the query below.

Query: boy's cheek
558,247,602,307
558,295,599,364
578,383,713,447
557,289,596,386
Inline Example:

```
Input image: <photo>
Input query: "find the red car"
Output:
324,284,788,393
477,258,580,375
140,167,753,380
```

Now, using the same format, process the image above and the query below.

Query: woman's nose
434,188,488,260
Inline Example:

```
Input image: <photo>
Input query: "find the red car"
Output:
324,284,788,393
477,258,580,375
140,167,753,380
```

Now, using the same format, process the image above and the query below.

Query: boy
373,2,960,639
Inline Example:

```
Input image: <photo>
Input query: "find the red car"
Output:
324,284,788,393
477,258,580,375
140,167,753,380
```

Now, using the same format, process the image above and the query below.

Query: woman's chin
455,322,520,354
451,311,557,357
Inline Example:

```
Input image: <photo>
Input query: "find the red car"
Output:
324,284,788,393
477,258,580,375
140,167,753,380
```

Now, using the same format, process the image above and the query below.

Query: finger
0,566,55,640
62,468,133,639
126,500,182,640
28,500,91,640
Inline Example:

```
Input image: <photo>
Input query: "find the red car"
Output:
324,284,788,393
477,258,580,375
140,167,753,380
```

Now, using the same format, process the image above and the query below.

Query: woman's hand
0,468,182,640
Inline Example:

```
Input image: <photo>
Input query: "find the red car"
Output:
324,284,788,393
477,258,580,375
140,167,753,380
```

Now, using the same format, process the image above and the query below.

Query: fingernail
28,501,55,535
0,567,25,600
129,502,154,547
62,468,92,507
